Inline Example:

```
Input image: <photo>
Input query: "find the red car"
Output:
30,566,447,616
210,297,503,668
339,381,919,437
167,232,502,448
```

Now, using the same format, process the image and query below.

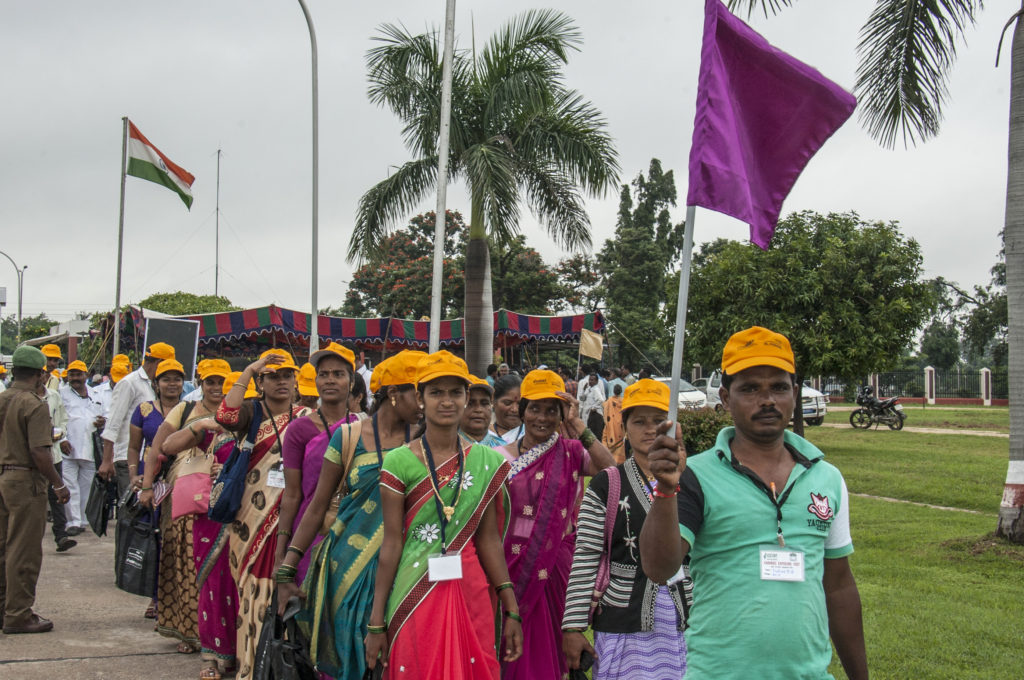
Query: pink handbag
171,453,214,520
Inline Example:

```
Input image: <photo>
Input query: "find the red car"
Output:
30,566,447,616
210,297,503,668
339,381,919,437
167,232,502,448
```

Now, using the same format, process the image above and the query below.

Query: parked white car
693,371,827,424
652,377,708,410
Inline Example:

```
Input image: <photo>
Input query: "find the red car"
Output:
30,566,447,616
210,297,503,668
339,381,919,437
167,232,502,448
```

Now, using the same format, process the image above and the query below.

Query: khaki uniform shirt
0,385,54,469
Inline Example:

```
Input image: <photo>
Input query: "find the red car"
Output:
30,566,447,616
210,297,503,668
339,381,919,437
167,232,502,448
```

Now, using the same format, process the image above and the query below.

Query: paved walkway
818,422,1009,438
0,529,198,679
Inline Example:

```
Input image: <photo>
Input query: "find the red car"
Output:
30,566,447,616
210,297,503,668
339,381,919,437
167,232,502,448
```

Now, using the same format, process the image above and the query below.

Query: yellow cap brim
417,369,470,386
622,399,669,413
297,384,319,397
523,391,567,403
722,355,795,377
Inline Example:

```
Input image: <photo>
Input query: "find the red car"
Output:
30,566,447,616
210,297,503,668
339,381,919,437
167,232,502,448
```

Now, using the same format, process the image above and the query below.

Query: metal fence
816,368,1007,401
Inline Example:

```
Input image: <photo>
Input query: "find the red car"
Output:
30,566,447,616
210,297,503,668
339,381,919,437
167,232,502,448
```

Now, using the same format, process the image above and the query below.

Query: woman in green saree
275,350,423,679
364,350,523,680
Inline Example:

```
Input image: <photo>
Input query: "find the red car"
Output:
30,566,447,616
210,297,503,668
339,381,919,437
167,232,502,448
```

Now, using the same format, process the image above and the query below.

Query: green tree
1,313,54,354
351,10,619,373
337,212,563,319
920,320,961,370
338,211,463,319
962,246,1008,368
551,253,604,314
138,292,239,316
602,159,685,368
676,211,935,435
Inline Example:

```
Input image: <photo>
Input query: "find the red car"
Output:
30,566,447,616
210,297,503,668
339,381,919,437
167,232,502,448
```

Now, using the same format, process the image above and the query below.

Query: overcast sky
1,1,1011,325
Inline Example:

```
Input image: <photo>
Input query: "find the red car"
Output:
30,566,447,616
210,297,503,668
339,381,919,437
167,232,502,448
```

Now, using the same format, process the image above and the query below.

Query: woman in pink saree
500,369,616,680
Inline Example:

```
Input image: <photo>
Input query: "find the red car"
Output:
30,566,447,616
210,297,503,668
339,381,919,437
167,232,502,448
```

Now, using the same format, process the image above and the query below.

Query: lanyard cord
263,400,292,448
421,435,465,555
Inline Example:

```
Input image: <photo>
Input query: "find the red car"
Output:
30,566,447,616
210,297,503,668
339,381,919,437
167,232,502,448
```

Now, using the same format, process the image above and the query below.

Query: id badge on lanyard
759,545,805,581
267,462,286,488
428,552,463,582
422,437,465,581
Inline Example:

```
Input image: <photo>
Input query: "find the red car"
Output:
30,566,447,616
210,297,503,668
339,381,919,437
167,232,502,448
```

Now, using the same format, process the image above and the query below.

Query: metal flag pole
667,205,696,429
215,148,221,297
113,116,129,356
297,0,320,355
428,0,457,353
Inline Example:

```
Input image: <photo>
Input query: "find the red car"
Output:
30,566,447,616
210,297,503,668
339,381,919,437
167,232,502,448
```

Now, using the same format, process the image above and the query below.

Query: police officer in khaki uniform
0,345,70,634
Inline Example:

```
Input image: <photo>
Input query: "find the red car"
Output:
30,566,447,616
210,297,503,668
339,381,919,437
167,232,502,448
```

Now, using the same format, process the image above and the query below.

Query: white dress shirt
101,367,155,462
94,381,113,416
182,386,204,402
60,383,104,461
43,388,69,465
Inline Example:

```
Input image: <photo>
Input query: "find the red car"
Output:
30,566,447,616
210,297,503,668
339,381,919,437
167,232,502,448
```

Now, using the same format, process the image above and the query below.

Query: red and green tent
120,305,604,357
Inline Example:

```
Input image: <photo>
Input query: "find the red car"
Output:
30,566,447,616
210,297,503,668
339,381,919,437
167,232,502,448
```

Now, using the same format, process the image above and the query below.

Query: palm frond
366,23,443,123
479,9,582,76
519,163,592,252
463,143,520,245
727,0,798,19
348,156,438,263
515,90,620,197
856,0,981,148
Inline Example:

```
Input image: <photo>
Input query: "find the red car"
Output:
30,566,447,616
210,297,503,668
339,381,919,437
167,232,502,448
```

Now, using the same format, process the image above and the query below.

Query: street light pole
0,251,26,344
297,0,320,355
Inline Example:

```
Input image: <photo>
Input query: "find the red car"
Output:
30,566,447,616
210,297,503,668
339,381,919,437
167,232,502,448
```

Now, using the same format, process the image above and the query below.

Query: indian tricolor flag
126,121,195,209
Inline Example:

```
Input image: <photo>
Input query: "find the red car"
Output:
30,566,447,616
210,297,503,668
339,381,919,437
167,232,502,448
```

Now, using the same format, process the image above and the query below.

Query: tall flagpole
113,116,129,357
667,205,696,428
297,0,320,355
215,148,221,297
429,0,457,353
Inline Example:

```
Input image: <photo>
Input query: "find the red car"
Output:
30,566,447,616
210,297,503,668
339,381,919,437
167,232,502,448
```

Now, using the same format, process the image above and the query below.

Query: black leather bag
253,593,316,680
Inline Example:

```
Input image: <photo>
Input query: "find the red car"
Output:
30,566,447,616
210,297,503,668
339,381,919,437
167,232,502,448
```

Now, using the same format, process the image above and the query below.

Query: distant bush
677,407,733,454
904,380,925,398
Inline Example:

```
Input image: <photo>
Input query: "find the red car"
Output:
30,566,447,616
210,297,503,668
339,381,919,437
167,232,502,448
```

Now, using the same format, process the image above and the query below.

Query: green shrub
677,407,732,454
904,380,925,398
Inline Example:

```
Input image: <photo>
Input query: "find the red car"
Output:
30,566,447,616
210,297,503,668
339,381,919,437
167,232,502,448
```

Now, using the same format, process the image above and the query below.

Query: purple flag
687,0,856,249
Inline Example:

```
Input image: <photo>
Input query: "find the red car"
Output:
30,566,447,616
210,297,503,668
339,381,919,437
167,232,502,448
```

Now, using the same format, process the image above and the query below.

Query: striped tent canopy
118,305,603,356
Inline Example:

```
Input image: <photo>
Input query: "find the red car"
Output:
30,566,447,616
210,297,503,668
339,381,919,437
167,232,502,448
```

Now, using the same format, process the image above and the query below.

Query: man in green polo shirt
639,326,868,679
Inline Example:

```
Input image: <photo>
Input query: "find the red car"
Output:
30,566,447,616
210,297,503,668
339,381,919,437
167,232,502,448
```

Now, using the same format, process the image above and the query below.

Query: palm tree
350,9,619,374
731,0,1023,542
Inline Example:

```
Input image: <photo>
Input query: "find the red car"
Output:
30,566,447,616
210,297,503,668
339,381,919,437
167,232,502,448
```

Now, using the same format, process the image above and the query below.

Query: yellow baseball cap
60,369,68,378
415,350,470,386
309,342,355,371
113,353,131,366
67,360,88,373
520,369,567,402
198,359,231,381
156,359,185,378
258,348,300,373
146,342,176,361
622,379,670,413
297,362,319,397
41,344,62,359
721,326,795,376
369,357,390,393
111,362,131,383
468,374,493,393
223,371,259,399
0,365,6,374
379,350,426,387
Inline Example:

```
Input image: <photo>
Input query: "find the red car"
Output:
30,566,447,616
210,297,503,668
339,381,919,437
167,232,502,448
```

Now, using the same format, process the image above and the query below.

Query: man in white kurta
59,361,105,532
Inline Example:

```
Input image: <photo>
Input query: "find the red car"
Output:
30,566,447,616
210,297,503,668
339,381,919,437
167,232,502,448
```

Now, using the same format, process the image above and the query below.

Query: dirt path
818,422,1008,438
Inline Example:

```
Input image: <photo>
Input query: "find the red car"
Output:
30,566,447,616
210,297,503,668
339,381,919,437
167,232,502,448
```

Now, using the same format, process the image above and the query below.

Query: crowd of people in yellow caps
0,326,867,680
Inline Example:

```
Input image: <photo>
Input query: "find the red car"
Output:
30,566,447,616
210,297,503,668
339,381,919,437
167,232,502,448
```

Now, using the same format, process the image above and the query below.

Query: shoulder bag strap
591,466,620,621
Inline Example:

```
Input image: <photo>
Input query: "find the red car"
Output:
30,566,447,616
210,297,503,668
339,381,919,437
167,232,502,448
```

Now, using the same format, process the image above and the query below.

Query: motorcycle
849,385,906,430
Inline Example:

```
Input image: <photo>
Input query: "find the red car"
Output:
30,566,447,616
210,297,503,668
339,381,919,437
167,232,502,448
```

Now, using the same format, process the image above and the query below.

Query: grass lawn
800,427,1022,678
897,406,1009,432
829,496,1024,679
802,428,1008,513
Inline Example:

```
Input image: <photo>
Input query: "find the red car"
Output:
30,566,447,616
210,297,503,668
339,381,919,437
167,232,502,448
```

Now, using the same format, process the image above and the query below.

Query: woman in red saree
499,369,616,680
216,349,311,680
364,350,523,679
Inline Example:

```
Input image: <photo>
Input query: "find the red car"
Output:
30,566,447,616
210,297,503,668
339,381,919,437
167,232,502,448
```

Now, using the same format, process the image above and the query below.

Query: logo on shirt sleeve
807,492,834,521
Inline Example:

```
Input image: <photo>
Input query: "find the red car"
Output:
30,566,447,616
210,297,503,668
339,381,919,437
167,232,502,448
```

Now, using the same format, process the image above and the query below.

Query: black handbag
253,593,317,680
85,473,118,537
209,401,262,524
114,511,159,597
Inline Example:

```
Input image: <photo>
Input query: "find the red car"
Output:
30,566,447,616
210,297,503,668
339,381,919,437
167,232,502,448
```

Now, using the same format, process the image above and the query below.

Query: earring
419,403,424,409
391,398,397,407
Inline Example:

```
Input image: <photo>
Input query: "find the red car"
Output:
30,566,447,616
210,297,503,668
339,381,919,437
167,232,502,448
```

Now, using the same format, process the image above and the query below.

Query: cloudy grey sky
1,1,1010,323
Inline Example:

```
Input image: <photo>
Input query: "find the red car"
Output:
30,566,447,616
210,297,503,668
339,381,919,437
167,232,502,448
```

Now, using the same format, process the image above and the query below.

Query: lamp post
296,0,320,355
0,251,26,345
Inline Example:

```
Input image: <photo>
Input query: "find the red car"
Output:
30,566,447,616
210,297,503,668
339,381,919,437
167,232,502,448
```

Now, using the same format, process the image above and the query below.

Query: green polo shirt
677,427,853,680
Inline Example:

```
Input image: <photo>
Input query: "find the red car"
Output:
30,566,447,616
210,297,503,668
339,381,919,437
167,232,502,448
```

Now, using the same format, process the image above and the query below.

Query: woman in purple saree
499,369,615,680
